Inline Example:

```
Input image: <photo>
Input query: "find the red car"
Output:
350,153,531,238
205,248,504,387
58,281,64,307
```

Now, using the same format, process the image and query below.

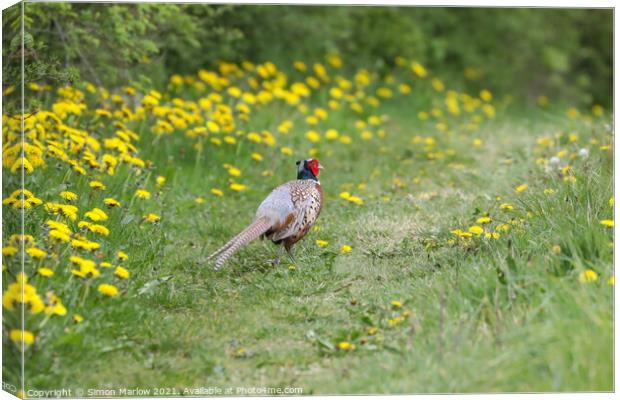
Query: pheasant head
296,158,323,181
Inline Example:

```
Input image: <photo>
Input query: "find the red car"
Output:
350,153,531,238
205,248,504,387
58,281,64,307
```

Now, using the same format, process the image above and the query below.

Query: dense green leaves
2,4,612,111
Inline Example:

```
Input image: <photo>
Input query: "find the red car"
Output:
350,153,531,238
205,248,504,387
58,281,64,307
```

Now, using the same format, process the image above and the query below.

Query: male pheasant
208,158,324,269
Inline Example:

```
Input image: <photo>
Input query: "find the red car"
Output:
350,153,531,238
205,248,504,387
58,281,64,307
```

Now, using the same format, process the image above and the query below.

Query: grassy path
37,103,613,393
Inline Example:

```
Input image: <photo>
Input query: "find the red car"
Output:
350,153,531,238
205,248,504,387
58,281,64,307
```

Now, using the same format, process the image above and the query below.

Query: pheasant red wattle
208,158,324,269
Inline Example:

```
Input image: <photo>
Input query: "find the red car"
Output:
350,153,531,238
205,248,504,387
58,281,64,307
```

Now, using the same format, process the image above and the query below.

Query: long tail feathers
208,217,272,270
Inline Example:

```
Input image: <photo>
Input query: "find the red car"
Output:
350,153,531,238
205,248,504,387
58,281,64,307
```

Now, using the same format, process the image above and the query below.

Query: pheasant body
209,159,324,269
259,179,323,247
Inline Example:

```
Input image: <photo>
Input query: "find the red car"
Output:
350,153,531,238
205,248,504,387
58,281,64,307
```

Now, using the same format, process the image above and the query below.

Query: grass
4,67,613,394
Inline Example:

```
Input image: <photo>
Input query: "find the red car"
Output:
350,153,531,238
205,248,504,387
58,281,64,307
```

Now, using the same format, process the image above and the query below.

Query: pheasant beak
318,163,324,170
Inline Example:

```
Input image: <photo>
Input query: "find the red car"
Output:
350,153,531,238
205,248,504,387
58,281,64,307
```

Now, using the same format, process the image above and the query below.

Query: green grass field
3,60,613,395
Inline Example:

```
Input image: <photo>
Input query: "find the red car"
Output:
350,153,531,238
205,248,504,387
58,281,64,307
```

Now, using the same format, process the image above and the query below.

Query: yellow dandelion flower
144,213,161,223
388,316,405,327
49,230,70,242
391,300,403,308
251,152,263,161
361,131,373,140
26,247,46,259
600,219,614,228
592,104,604,116
348,196,364,205
10,329,34,345
211,188,224,197
230,183,247,192
207,120,220,133
431,78,445,92
578,269,598,283
325,129,339,140
316,240,328,248
74,314,84,323
11,157,34,174
104,198,121,208
135,189,151,199
89,180,106,190
2,246,18,257
411,61,427,78
37,267,54,277
341,245,352,254
305,130,320,143
564,176,577,184
329,87,343,99
476,217,491,224
376,87,393,98
281,147,293,156
98,284,119,297
368,115,381,125
515,184,528,193
293,61,307,72
480,89,493,101
89,224,110,236
114,266,130,279
468,225,484,235
306,115,319,125
60,191,78,201
156,176,166,187
71,238,100,251
500,203,514,210
85,207,108,221
247,132,262,143
228,167,241,177
337,341,355,350
117,251,129,261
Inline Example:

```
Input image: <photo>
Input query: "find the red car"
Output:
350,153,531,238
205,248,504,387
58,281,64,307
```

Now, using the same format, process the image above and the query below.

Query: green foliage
2,3,243,113
228,6,612,106
2,4,612,110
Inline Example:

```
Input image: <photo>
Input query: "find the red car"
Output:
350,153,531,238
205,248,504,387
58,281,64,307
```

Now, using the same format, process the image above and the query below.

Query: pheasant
208,158,324,269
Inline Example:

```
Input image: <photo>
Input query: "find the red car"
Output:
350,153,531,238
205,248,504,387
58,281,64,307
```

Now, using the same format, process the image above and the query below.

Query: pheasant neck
297,170,318,181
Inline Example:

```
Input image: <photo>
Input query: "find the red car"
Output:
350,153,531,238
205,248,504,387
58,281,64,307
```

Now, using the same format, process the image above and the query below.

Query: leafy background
3,4,613,111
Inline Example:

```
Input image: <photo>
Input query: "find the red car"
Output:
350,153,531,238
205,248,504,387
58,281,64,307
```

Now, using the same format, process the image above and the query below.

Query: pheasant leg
270,245,285,266
285,245,297,264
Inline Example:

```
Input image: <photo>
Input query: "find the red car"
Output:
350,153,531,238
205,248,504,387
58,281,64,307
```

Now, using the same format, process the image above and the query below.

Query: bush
2,4,612,111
